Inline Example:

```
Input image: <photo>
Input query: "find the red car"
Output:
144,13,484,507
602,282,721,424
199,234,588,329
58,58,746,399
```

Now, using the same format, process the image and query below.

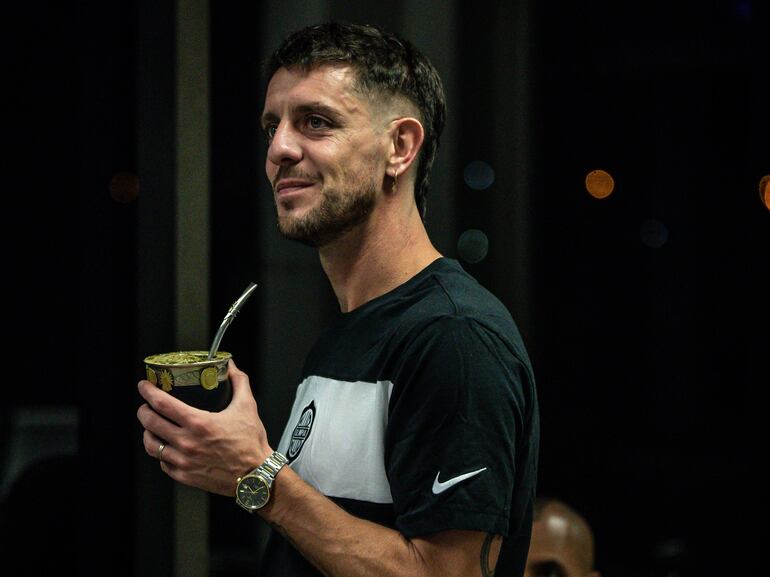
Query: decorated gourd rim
144,350,232,368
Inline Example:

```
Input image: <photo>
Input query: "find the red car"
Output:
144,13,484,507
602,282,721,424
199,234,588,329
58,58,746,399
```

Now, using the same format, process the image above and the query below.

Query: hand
137,360,272,496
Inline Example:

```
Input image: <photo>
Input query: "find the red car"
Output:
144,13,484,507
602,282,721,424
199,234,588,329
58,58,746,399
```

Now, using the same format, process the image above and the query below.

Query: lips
275,179,316,196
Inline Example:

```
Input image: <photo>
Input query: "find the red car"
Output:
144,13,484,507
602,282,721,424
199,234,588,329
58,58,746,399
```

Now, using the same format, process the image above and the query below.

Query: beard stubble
276,169,379,248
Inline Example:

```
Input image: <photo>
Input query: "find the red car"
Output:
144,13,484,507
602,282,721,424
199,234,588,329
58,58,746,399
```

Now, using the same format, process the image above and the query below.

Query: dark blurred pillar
402,0,461,254
133,0,177,575
172,1,212,575
207,2,269,574
456,0,536,344
135,0,212,575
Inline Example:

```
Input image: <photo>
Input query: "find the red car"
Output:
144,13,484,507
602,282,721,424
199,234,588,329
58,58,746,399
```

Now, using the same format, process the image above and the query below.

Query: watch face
237,475,270,510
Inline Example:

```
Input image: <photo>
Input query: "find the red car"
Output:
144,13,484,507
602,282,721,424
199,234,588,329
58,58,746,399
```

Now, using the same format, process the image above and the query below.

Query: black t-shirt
259,258,540,576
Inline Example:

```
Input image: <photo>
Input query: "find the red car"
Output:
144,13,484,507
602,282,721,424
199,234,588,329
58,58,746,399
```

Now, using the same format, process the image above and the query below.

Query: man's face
261,64,389,247
525,514,596,577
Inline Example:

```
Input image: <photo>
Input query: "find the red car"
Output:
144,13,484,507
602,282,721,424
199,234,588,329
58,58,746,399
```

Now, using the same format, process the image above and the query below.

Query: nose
267,122,302,167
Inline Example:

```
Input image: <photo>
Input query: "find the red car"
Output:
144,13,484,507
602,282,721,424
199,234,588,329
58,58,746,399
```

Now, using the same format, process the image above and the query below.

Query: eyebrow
260,102,346,128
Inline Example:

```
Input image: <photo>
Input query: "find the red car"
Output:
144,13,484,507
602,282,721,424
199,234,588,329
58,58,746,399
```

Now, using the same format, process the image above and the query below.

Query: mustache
272,168,319,191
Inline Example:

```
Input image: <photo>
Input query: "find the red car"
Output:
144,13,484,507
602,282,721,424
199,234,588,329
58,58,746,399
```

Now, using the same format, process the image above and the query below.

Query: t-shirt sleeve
385,315,531,538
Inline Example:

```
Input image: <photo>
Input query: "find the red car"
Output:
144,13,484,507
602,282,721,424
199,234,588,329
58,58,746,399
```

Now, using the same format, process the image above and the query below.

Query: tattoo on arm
480,533,497,577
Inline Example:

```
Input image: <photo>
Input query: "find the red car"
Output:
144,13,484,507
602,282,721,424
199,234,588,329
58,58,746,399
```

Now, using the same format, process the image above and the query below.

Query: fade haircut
266,21,447,221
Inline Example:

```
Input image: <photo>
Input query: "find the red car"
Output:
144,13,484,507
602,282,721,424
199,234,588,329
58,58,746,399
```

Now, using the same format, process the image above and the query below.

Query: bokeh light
585,169,615,199
463,161,495,190
640,219,669,248
734,0,752,20
457,229,489,264
110,172,140,203
760,175,770,212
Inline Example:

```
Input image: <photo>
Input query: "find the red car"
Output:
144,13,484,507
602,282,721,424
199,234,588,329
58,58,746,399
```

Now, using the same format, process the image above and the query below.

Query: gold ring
157,443,166,462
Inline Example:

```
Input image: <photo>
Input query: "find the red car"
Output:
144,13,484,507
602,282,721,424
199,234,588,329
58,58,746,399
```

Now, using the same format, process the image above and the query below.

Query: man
137,21,539,577
524,497,600,577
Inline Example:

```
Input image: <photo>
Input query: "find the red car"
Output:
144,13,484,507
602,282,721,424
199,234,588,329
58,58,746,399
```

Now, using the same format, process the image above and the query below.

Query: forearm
258,466,438,577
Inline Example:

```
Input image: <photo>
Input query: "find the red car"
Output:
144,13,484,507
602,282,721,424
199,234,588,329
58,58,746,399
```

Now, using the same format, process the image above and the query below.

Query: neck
318,198,442,313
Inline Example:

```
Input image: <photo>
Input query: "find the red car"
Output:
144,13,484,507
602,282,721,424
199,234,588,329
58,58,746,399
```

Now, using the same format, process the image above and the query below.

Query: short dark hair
266,21,447,220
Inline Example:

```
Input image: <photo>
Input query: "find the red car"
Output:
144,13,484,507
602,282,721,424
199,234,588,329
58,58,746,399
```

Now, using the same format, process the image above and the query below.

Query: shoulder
394,260,530,368
391,259,513,328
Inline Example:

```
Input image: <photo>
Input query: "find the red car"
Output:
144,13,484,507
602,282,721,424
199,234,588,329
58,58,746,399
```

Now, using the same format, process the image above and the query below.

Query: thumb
227,359,255,403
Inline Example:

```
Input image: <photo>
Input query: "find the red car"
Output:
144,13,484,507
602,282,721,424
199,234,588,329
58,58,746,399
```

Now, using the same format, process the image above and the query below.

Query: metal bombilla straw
207,282,258,360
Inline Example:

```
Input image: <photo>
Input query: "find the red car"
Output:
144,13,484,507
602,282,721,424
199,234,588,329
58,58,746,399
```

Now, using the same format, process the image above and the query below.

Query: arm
260,465,502,577
137,361,501,577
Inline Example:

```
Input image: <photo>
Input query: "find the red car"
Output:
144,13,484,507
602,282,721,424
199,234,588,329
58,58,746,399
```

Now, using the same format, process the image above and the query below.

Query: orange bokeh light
760,175,770,212
585,169,615,199
110,172,140,203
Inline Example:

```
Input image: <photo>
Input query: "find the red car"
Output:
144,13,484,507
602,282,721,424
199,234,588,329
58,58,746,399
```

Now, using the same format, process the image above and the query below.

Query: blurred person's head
524,496,600,577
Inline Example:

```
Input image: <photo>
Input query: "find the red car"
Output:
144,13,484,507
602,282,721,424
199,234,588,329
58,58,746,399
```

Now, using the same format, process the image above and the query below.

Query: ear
387,117,424,180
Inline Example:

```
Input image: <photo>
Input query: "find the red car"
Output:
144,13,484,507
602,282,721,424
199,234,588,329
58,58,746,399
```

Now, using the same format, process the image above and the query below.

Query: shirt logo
432,467,488,495
287,400,315,463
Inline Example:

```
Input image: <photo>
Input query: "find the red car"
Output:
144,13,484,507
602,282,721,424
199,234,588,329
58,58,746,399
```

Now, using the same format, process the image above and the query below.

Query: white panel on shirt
277,375,395,504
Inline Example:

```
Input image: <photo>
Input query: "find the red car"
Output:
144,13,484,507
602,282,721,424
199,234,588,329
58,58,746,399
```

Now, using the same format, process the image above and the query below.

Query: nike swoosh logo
432,467,488,495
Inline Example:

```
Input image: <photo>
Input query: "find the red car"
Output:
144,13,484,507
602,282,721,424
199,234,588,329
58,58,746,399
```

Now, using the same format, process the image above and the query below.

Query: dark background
4,0,768,576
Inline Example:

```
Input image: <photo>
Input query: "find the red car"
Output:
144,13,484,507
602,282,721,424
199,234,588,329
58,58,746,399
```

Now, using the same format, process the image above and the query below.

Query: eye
306,115,330,130
264,124,277,141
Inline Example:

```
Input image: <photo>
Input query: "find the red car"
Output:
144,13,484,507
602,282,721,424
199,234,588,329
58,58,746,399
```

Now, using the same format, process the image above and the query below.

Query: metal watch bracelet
260,451,288,479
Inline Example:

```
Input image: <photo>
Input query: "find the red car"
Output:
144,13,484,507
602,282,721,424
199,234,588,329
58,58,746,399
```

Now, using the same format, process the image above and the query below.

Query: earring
392,170,398,195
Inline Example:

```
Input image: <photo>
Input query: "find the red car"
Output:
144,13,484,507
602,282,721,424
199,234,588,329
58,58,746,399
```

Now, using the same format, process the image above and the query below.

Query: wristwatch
235,451,288,512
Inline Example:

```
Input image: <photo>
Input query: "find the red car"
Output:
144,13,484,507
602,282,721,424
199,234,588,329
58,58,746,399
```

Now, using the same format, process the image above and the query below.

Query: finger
142,429,172,463
137,400,184,444
159,458,181,481
138,379,205,426
228,358,244,379
228,361,255,404
143,429,187,470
